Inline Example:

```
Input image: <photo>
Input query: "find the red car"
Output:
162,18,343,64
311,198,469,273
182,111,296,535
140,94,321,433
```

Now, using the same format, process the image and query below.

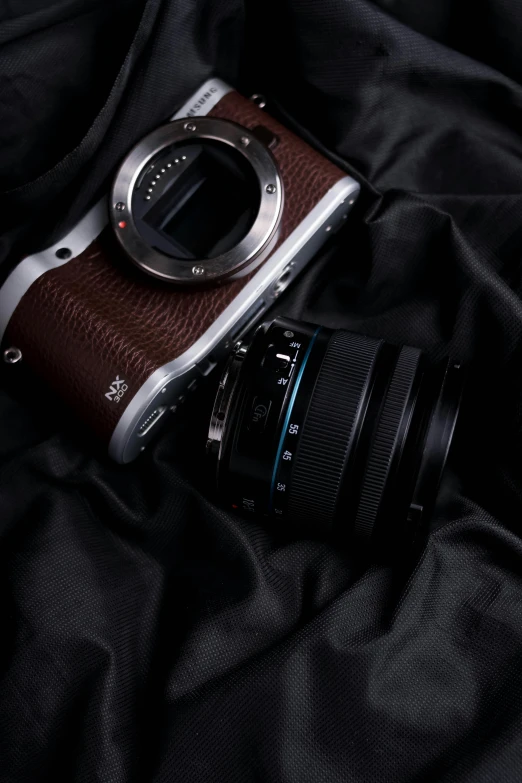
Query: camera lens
207,318,464,554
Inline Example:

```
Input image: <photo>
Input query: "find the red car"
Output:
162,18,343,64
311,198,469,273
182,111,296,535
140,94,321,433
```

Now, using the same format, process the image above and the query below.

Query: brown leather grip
4,91,345,445
209,92,344,239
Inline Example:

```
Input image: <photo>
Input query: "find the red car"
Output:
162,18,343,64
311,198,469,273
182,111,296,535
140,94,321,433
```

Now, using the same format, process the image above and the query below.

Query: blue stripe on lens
269,328,321,512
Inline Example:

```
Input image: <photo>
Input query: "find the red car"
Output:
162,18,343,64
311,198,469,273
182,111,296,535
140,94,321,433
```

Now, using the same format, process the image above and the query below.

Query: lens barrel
207,318,463,553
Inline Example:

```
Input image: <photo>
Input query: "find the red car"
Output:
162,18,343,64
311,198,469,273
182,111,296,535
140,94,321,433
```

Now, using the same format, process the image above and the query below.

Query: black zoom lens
207,318,464,554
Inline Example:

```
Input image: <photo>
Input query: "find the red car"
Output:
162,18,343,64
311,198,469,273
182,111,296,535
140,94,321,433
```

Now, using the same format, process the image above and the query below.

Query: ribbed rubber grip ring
353,344,422,541
287,331,383,531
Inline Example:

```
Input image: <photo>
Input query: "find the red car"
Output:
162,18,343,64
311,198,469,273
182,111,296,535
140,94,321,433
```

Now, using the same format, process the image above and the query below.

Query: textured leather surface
4,91,345,444
209,92,343,239
4,232,248,442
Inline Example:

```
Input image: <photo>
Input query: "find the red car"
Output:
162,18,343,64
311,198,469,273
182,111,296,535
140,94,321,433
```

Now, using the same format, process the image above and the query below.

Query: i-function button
248,397,272,433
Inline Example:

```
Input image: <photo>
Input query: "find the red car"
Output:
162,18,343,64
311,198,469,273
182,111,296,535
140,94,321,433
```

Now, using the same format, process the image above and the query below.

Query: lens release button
248,397,272,433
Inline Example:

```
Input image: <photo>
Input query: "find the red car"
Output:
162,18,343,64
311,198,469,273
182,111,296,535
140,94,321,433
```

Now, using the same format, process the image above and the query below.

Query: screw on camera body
3,347,22,364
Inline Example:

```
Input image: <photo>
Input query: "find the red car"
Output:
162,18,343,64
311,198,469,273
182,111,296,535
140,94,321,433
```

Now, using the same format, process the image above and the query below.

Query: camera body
0,79,359,462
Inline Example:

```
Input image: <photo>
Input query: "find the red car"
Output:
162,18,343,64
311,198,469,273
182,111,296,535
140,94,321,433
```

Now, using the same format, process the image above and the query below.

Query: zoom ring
353,345,422,541
287,331,383,531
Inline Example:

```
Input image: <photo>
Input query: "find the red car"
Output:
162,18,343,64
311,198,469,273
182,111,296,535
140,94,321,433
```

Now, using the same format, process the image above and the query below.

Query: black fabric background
2,0,522,780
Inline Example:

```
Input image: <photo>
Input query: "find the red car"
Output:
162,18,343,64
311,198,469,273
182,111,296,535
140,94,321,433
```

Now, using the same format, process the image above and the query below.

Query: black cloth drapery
2,1,522,780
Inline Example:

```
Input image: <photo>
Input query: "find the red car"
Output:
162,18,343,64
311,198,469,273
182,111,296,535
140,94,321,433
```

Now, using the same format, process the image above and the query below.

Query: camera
0,79,359,462
208,317,464,555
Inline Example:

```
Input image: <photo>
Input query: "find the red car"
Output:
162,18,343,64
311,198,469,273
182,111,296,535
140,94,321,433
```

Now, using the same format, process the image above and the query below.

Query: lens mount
207,341,249,465
111,118,283,284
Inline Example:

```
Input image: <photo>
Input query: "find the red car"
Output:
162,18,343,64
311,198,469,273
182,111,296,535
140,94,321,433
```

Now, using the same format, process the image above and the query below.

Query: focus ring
287,331,383,531
353,345,422,541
